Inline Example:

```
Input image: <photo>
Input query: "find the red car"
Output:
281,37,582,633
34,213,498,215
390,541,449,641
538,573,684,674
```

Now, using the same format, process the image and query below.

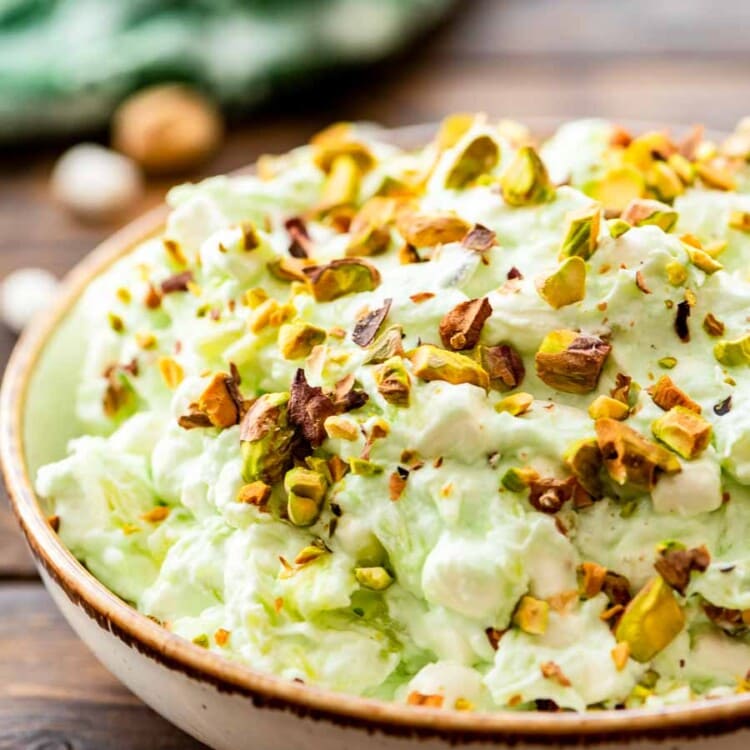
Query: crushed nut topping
438,297,492,350
352,298,392,347
462,223,497,253
535,331,611,394
654,545,710,595
647,375,701,414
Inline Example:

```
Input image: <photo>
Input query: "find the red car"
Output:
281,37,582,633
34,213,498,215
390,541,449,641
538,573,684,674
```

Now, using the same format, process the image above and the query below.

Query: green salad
37,115,750,712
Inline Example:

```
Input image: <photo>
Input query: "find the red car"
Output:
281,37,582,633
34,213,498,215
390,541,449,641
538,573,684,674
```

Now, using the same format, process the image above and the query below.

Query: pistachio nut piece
500,145,555,207
436,113,476,150
284,467,328,527
585,165,645,213
647,375,701,414
537,256,587,309
495,392,533,416
501,466,540,493
396,210,471,248
588,395,629,421
318,154,360,212
714,334,750,367
278,322,327,360
409,344,490,390
559,205,601,260
364,324,405,364
535,330,611,394
439,297,492,350
304,258,381,302
595,418,681,491
728,209,750,233
445,134,500,189
563,438,603,498
615,576,686,662
513,595,549,635
355,566,394,591
374,356,411,407
240,392,296,485
475,343,525,391
621,199,678,232
646,161,684,202
195,372,242,428
652,406,712,460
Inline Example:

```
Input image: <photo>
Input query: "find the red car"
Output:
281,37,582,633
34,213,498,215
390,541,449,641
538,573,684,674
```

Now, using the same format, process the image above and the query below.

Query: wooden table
3,0,750,746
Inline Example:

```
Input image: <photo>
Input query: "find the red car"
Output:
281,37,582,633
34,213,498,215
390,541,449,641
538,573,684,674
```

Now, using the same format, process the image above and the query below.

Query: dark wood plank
0,582,206,749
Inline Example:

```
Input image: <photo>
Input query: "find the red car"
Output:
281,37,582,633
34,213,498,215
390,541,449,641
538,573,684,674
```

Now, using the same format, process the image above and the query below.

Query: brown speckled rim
2,121,749,745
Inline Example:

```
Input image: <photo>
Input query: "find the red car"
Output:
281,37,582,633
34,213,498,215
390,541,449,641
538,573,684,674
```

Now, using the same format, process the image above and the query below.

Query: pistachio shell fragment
240,392,296,485
278,322,327,360
652,406,712,459
397,211,471,248
500,146,555,207
445,134,500,189
714,334,750,367
537,256,587,309
495,392,533,416
409,344,489,390
535,331,611,394
439,297,492,350
304,258,381,302
588,395,629,421
559,205,601,260
374,356,411,407
647,375,701,414
513,595,549,635
595,418,681,491
355,566,394,591
621,199,678,232
615,576,686,662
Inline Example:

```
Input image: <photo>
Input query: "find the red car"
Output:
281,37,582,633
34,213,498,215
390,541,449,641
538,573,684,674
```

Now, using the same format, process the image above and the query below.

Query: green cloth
0,0,452,141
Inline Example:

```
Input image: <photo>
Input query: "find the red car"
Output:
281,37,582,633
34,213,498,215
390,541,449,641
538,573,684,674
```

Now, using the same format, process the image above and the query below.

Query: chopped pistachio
579,561,608,598
245,287,269,309
513,595,549,635
445,134,500,189
312,132,375,174
647,375,701,413
500,145,555,206
363,324,405,364
667,153,695,185
501,466,539,493
728,209,750,232
346,221,391,257
249,299,295,333
646,161,684,202
657,356,677,369
665,261,688,286
595,418,681,491
284,467,328,527
294,545,328,566
409,344,489,390
348,457,383,476
287,493,322,527
324,415,359,441
192,634,209,648
236,481,272,507
714,334,750,367
134,331,156,350
239,392,295,485
374,356,411,407
586,165,645,212
621,199,678,232
196,373,241,428
688,247,723,274
535,330,611,394
588,395,629,421
397,211,471,248
436,112,476,150
563,438,603,498
267,256,314,284
158,356,184,390
318,154,360,211
475,343,525,391
355,566,394,591
652,406,712,459
278,322,327,360
304,258,380,302
608,218,632,239
624,131,676,170
695,161,736,191
559,205,601,260
495,392,533,416
438,297,492,350
108,312,124,333
537,256,587,309
611,642,631,672
703,312,725,337
615,576,686,662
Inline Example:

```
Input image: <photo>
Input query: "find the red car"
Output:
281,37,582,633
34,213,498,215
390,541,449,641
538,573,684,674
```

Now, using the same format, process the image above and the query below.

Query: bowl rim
2,119,750,744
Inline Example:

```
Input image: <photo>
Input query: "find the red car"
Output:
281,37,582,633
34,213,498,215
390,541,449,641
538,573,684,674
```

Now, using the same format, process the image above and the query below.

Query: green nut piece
667,153,695,185
318,154,361,211
608,218,632,239
500,145,555,207
537,256,587,309
652,406,712,460
284,467,329,527
240,392,296,485
588,395,629,421
364,324,405,364
278,322,327,360
348,457,384,476
513,595,549,635
495,392,533,416
615,576,686,662
714,335,750,367
646,161,684,202
729,210,750,233
355,566,394,591
688,248,723,274
287,493,322,527
304,258,381,302
409,344,490,390
374,356,411,407
584,165,645,213
559,205,602,260
563,438,603,498
621,199,678,233
535,330,611,394
445,134,500,189
501,466,540,493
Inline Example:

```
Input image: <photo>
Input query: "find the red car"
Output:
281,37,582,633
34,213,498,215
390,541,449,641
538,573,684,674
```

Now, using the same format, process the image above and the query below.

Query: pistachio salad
37,116,750,712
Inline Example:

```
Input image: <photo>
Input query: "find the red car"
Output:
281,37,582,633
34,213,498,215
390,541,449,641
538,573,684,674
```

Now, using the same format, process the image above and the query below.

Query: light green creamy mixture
37,116,750,712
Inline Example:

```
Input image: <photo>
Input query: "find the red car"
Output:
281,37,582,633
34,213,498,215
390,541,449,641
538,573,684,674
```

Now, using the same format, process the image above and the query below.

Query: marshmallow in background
0,267,59,333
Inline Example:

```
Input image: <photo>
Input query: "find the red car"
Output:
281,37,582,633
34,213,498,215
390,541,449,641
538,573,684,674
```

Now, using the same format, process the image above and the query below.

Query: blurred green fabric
0,0,452,141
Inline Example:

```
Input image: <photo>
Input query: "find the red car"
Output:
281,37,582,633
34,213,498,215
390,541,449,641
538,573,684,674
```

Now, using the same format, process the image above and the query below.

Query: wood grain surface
2,0,749,746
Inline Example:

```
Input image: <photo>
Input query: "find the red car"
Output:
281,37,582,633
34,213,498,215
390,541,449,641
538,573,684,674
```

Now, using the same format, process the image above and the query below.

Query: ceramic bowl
2,122,750,750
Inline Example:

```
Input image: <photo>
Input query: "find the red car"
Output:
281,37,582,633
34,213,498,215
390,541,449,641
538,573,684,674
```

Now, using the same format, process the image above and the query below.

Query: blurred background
2,0,750,746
